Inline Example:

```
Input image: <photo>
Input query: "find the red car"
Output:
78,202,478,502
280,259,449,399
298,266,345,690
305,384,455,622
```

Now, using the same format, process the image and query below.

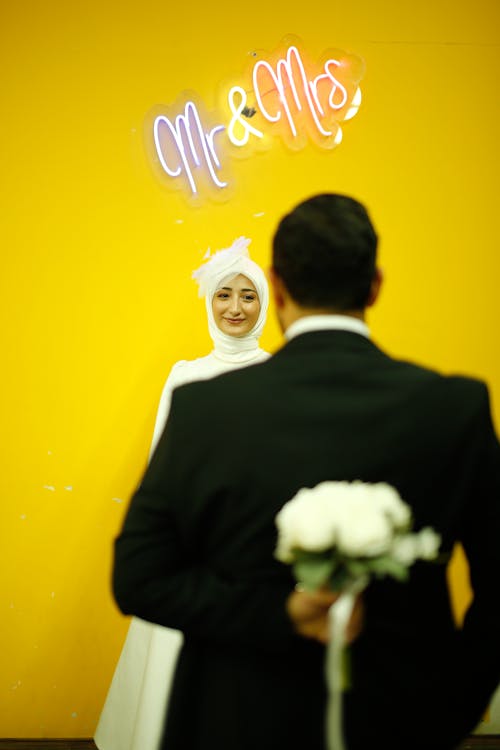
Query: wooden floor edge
0,742,97,749
0,736,498,749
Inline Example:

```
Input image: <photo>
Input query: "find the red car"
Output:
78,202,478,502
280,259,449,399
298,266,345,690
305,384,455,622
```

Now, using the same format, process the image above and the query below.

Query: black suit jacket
113,331,500,750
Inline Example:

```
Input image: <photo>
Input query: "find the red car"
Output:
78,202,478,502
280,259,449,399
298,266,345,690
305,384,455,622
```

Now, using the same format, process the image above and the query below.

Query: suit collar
274,327,383,358
284,314,370,341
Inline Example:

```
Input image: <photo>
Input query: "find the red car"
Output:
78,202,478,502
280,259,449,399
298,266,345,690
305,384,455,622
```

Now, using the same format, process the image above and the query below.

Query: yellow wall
1,0,499,737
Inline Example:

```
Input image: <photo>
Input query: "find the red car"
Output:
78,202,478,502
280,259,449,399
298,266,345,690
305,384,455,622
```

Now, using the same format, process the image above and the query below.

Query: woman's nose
229,296,242,315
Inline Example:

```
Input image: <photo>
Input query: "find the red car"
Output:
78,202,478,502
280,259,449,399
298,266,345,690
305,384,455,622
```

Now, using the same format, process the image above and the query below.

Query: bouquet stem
325,577,367,750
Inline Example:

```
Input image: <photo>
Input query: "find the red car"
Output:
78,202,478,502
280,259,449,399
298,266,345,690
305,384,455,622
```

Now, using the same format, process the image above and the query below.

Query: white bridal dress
94,350,269,750
95,236,270,750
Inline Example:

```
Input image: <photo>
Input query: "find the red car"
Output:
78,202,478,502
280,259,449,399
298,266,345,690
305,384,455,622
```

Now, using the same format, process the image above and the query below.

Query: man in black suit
113,194,500,750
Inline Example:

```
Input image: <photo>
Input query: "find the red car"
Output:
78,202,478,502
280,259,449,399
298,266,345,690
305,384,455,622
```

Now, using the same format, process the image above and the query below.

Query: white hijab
192,237,270,363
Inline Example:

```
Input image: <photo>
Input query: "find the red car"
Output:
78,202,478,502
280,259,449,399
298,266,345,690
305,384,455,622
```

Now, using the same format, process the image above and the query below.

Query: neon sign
145,36,365,203
151,98,228,197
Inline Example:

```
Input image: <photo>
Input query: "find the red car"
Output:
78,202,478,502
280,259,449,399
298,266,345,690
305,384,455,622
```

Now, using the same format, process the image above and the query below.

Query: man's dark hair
272,194,378,310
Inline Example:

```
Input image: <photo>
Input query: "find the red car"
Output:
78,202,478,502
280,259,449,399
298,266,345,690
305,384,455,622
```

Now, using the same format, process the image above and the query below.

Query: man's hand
286,587,364,645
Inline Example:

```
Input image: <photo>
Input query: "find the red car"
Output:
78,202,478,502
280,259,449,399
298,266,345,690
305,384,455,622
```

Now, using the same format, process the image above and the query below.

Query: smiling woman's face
211,274,260,337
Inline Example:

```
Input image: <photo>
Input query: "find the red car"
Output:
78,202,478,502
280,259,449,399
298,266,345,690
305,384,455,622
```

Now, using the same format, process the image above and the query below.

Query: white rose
274,529,297,563
391,528,441,566
391,534,421,565
276,480,411,560
275,487,338,560
334,495,394,557
416,527,441,559
365,482,412,529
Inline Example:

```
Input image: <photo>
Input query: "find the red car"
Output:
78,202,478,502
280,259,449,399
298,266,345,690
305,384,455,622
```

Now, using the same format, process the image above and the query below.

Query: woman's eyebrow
218,286,256,293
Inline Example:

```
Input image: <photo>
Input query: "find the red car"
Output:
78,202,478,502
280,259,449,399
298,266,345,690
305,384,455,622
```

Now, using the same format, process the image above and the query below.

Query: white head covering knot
192,236,269,361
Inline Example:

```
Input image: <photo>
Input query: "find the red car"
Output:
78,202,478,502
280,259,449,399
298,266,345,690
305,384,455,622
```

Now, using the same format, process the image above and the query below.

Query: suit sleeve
113,385,297,652
448,383,500,732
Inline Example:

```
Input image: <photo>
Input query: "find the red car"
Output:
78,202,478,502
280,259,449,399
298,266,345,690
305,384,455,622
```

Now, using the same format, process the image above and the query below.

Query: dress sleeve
148,361,187,459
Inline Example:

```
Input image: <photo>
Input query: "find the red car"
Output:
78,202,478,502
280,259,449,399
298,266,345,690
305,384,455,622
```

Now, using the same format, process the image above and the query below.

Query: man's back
115,328,500,750
193,329,499,749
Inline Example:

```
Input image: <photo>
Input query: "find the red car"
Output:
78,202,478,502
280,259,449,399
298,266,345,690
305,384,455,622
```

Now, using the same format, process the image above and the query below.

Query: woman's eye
243,295,256,302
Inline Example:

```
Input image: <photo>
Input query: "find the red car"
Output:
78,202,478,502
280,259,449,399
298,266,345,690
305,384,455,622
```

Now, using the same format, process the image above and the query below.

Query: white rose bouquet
275,480,440,590
275,480,441,750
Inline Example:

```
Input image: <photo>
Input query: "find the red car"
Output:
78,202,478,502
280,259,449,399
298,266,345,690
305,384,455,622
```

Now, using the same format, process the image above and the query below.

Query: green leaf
366,556,409,581
293,556,335,591
345,559,368,577
329,567,352,591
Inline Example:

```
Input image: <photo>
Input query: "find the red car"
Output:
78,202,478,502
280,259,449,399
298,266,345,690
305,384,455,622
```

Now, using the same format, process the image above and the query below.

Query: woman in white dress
95,237,270,750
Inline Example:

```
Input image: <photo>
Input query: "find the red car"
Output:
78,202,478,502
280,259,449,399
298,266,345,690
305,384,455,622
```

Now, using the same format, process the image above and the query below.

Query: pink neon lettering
153,102,227,195
252,46,352,140
309,60,348,116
